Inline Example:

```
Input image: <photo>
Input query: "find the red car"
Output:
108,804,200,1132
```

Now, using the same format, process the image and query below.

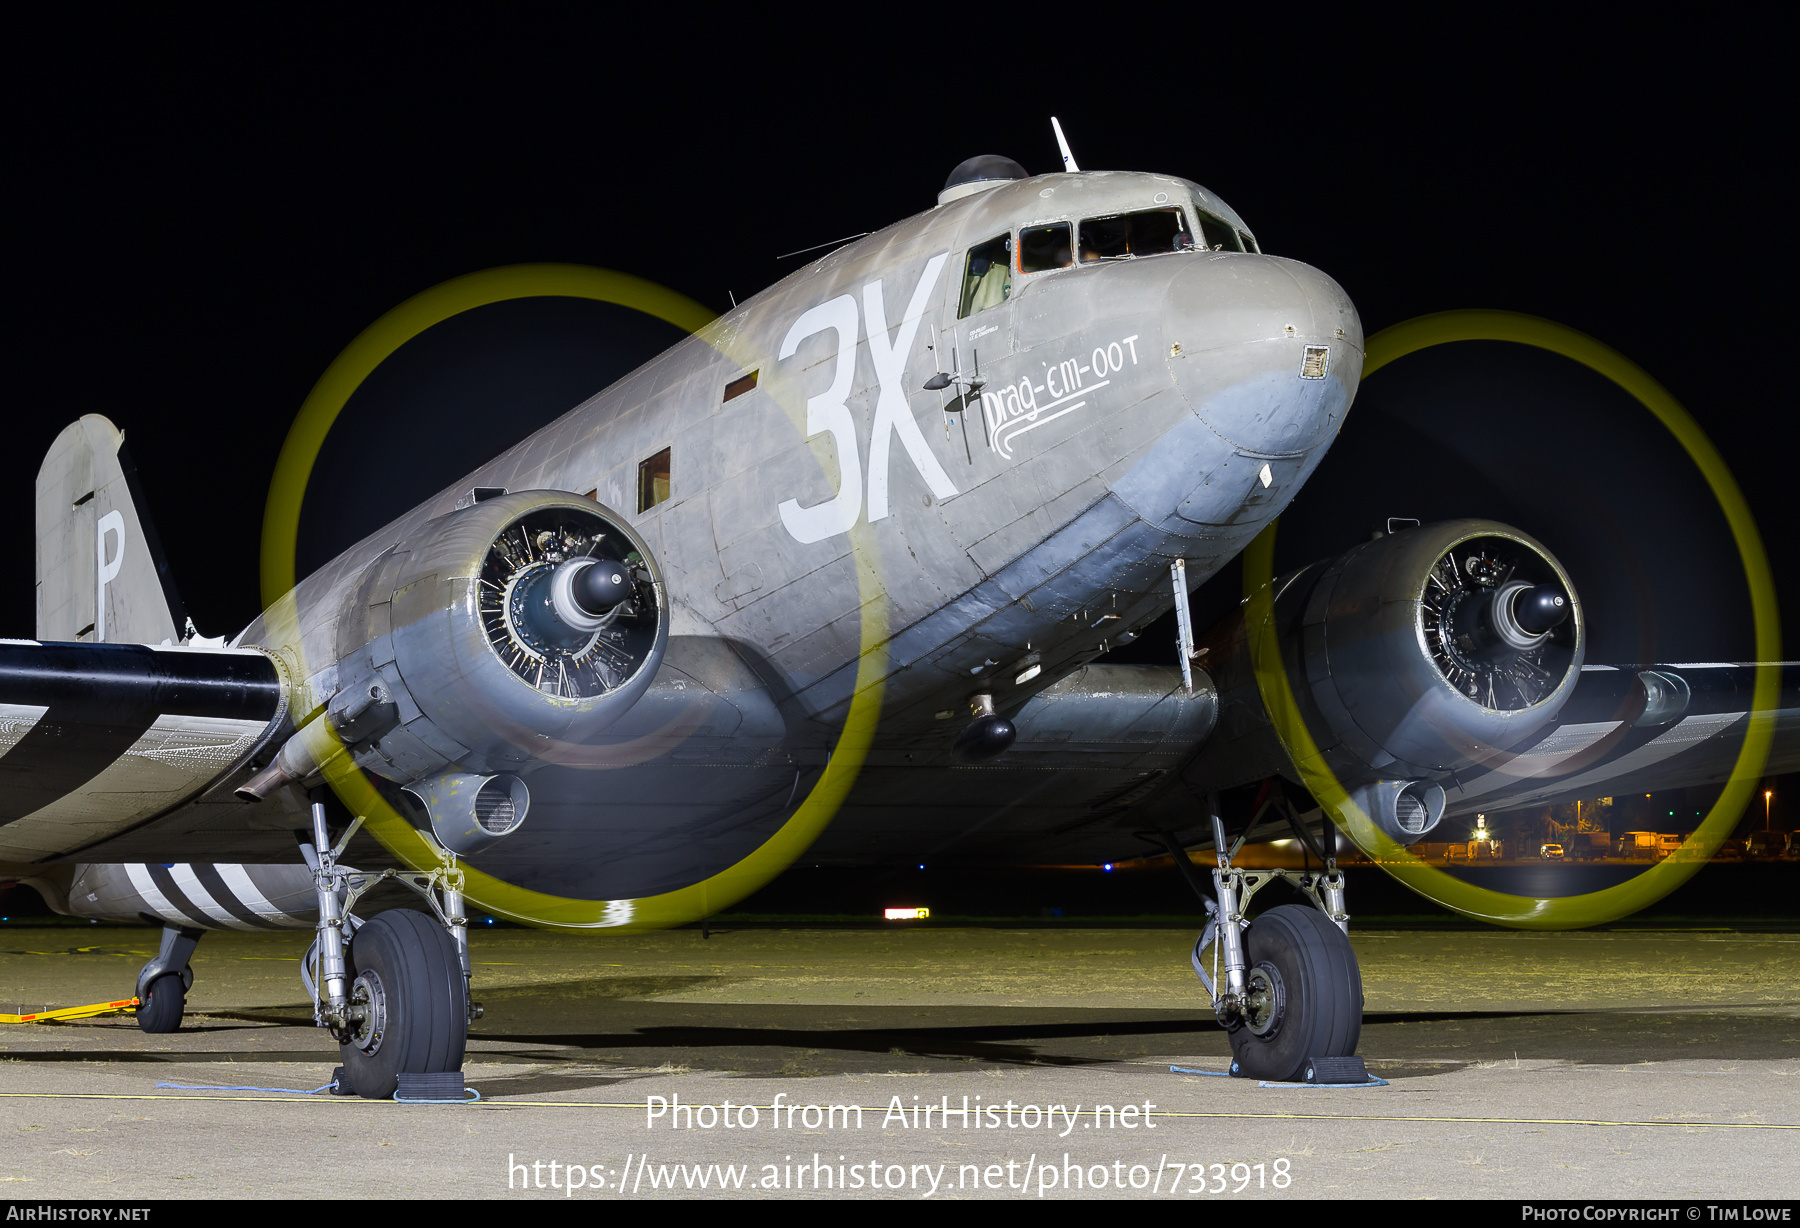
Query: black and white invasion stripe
69,861,318,929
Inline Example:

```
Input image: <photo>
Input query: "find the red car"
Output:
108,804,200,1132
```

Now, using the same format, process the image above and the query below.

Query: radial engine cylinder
1299,519,1583,777
330,491,669,789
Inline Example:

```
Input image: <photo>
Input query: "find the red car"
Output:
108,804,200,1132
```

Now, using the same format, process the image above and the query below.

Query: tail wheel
1227,904,1362,1082
136,974,185,1034
338,909,467,1100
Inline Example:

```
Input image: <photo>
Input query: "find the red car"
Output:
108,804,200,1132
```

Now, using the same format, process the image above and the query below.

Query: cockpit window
1018,222,1073,273
958,234,1012,317
1195,212,1247,253
1078,208,1193,262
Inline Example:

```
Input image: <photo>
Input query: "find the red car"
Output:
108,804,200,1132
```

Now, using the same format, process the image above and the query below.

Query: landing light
1103,863,1114,872
885,908,930,920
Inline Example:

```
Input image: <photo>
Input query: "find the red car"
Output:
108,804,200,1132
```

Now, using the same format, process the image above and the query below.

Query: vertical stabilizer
35,416,185,645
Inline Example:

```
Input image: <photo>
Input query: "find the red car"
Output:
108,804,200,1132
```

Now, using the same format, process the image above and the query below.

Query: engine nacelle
333,490,669,789
1190,519,1584,842
1298,519,1583,778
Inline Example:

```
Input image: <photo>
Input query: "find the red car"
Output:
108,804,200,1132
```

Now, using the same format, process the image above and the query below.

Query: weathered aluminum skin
0,705,274,862
60,860,318,929
54,170,1363,899
36,416,184,647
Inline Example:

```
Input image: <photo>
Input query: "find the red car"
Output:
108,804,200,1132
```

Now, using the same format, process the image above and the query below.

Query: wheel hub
346,969,387,1056
1241,962,1286,1037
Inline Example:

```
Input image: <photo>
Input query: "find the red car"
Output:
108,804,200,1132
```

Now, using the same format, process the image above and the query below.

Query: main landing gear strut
1158,791,1363,1083
300,793,476,1100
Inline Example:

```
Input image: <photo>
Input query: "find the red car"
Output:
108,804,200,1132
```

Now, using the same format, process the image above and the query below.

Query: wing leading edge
0,640,286,864
1440,662,1800,815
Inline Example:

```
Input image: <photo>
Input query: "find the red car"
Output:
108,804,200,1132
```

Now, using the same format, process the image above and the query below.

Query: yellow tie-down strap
0,997,139,1024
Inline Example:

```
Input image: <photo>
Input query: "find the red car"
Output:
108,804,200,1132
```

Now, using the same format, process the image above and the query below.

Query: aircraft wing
0,640,288,868
1438,662,1800,816
809,658,1800,868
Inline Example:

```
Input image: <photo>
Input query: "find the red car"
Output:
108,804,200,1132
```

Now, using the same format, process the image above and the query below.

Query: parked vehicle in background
1747,831,1789,859
1540,843,1566,860
1567,831,1610,860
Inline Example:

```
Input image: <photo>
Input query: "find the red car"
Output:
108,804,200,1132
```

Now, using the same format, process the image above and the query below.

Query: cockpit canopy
955,192,1259,318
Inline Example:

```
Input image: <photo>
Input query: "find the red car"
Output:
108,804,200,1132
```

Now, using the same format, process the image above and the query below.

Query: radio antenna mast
1051,117,1081,173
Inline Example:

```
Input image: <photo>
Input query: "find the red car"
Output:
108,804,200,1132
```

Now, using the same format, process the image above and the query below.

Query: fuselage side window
1078,208,1193,262
723,369,759,402
958,234,1012,318
637,448,671,513
1195,213,1246,253
1018,222,1072,274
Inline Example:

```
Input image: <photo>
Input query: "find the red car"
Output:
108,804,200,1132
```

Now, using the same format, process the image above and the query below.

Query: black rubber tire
1226,904,1362,1082
338,909,467,1100
136,974,185,1034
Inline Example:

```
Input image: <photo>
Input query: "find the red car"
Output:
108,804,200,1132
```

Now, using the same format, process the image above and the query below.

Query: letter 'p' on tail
35,415,187,645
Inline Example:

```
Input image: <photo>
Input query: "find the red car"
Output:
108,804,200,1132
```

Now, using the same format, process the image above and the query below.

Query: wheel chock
1253,1055,1388,1088
394,1071,478,1103
1301,1055,1373,1085
1169,1058,1388,1087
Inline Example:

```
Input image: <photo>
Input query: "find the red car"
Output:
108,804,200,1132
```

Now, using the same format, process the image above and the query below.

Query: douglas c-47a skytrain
3,140,1796,1097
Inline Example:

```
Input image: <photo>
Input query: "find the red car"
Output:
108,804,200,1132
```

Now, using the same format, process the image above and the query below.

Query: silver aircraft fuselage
234,169,1362,908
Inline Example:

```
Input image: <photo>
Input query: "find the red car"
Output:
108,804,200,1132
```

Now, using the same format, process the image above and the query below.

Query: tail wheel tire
1226,904,1362,1082
338,909,467,1100
136,974,185,1034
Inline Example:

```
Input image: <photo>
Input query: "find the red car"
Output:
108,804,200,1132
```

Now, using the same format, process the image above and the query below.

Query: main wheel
337,909,467,1100
136,974,185,1034
1226,904,1362,1082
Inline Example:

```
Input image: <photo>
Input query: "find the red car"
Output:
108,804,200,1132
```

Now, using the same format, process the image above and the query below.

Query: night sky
7,20,1787,761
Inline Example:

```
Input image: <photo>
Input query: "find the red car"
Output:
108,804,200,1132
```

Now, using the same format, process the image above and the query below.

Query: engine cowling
1298,519,1583,776
1190,519,1584,842
334,490,669,792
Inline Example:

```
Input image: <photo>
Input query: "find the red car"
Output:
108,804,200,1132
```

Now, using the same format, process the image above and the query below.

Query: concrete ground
1,922,1797,1200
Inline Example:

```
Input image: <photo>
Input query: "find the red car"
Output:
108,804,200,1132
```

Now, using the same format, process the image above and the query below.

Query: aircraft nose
1160,255,1363,455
